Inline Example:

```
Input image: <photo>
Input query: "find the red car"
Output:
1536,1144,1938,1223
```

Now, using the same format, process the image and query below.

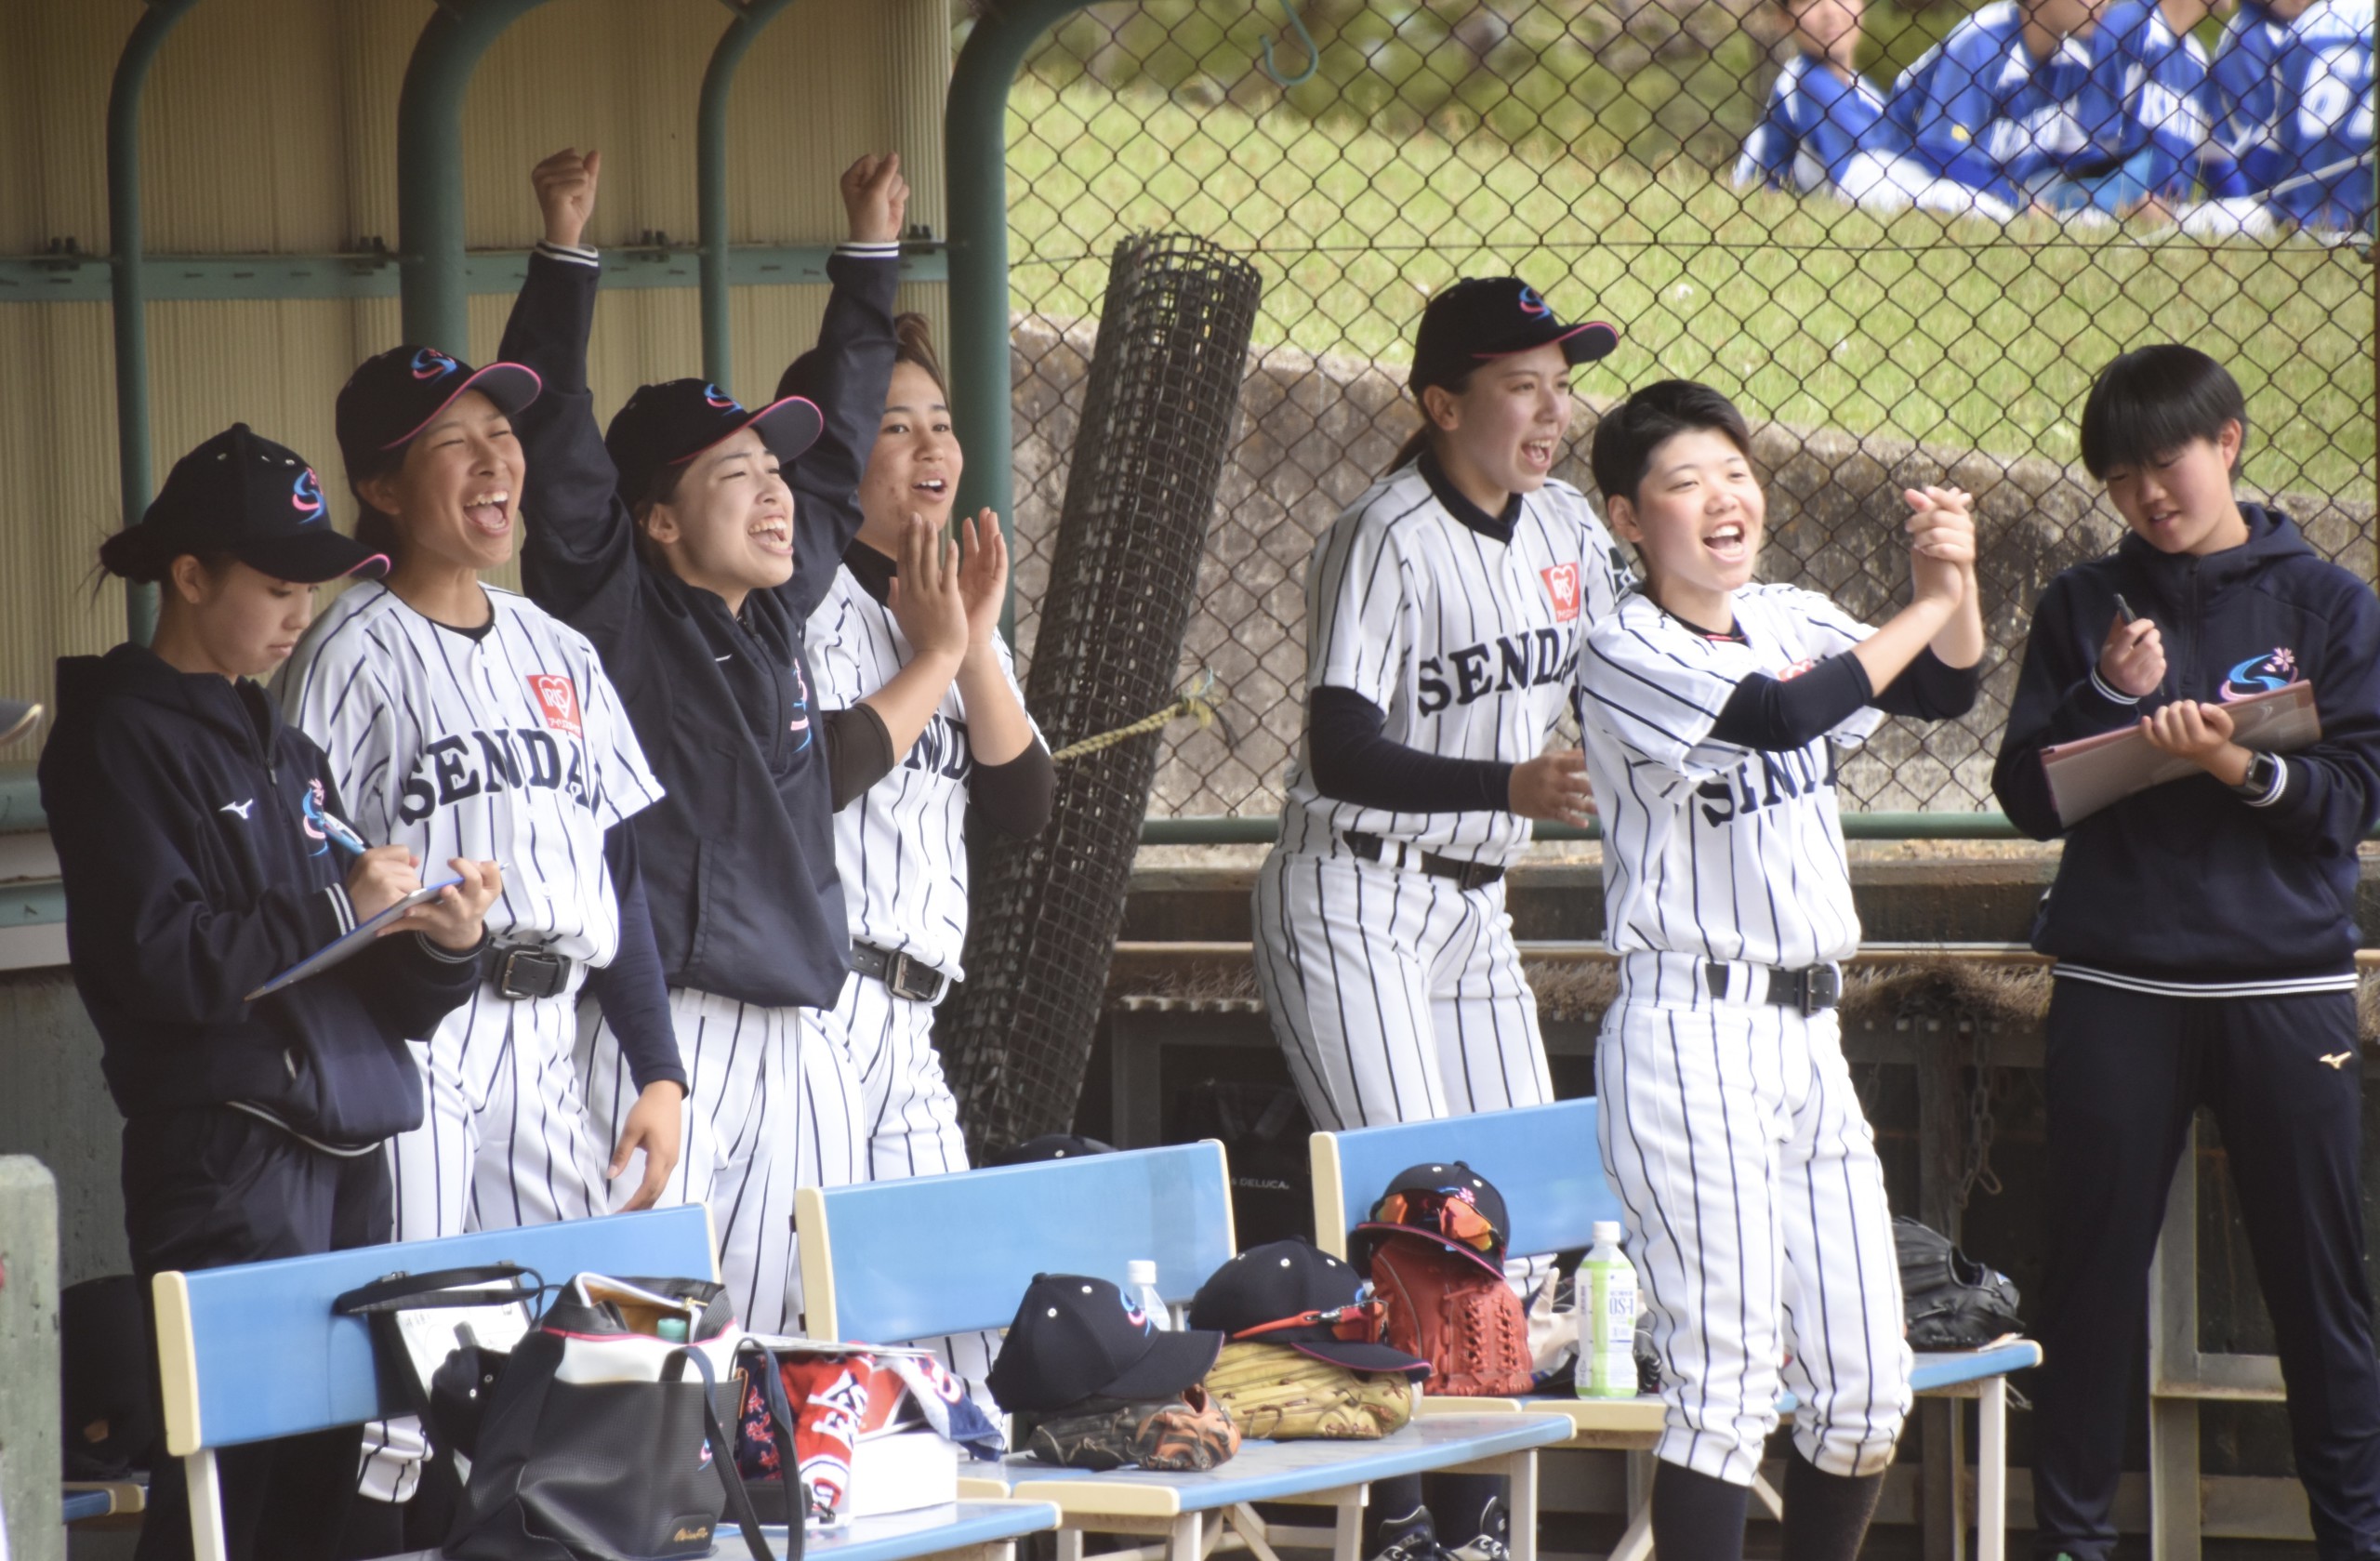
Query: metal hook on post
1258,0,1318,87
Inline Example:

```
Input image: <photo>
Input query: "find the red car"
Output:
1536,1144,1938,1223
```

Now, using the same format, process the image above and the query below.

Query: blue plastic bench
152,1203,1055,1561
1311,1098,2041,1561
792,1144,1575,1561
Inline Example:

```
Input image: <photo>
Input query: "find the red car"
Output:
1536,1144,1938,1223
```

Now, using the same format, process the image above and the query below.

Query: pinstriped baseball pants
1594,952,1911,1485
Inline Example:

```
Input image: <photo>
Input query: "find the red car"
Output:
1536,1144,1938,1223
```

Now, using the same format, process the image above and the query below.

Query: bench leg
1231,1502,1289,1561
185,1449,231,1561
1058,1524,1087,1561
1334,1491,1365,1561
1169,1510,1204,1561
1609,1494,1655,1561
1503,1451,1540,1561
1977,1380,2007,1561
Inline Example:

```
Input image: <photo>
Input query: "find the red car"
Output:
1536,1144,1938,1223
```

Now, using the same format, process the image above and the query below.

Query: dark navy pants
126,1106,391,1561
2030,977,2380,1561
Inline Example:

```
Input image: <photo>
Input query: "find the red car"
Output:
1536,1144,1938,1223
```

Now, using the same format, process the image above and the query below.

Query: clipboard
245,872,466,1000
2042,680,2320,827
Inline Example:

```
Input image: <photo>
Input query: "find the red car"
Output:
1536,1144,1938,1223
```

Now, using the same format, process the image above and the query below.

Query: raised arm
496,148,646,667
776,153,906,621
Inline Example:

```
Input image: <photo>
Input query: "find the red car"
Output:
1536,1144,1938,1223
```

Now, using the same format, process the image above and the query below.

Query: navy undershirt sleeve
1307,686,1514,814
1707,654,1873,751
1870,647,1981,720
585,826,686,1093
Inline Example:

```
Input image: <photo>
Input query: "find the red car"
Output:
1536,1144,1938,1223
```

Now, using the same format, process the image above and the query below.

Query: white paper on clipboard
391,1286,536,1392
245,873,465,1001
2042,680,2320,827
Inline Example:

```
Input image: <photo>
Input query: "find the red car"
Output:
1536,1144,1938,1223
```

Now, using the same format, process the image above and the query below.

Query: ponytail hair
1384,364,1477,477
346,443,407,562
96,526,178,585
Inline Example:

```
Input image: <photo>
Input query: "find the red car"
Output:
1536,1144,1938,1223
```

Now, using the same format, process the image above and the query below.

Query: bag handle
332,1263,546,1316
672,1346,796,1561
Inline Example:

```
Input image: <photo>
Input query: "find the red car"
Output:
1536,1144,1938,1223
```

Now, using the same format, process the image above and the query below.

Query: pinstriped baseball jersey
1578,584,1882,970
275,581,664,966
1280,465,1631,866
805,565,1039,982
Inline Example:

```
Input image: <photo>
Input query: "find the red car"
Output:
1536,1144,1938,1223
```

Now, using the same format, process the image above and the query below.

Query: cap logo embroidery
1541,562,1580,623
292,468,325,522
703,383,738,410
1515,284,1551,317
527,674,583,737
410,348,459,381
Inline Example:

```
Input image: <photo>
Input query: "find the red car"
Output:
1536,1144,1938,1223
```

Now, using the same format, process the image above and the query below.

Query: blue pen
316,808,373,857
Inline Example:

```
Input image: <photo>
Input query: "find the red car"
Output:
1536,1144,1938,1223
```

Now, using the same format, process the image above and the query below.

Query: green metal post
107,0,205,646
945,0,1100,636
395,0,558,353
698,0,800,391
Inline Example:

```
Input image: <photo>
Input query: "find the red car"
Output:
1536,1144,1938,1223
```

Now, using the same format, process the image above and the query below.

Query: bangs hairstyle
2078,344,2248,480
892,312,950,400
1589,378,1753,506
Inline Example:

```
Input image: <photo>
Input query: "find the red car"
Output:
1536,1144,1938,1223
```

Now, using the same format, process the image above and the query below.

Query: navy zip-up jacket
41,645,484,1144
496,243,898,1010
1992,504,2380,982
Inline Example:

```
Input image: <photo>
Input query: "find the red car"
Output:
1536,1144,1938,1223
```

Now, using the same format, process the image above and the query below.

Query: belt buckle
495,948,558,1002
886,952,942,1004
1799,965,1842,1016
1459,862,1494,893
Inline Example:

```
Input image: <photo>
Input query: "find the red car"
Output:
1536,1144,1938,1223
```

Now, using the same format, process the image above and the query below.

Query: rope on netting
1049,670,1223,763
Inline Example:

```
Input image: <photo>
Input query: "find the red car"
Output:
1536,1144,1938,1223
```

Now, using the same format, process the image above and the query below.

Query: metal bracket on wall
0,244,946,303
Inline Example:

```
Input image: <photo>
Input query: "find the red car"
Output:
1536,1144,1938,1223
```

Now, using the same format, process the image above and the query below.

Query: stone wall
1008,313,2375,819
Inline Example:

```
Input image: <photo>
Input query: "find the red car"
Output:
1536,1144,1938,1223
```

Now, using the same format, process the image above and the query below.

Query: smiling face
858,362,962,533
2102,422,2249,556
641,426,796,608
159,556,318,680
359,389,522,574
1606,427,1766,624
1423,341,1577,505
1788,0,1865,73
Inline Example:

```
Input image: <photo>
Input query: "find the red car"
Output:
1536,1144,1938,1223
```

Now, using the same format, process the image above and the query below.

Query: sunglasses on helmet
1375,1188,1500,1253
1229,1299,1386,1344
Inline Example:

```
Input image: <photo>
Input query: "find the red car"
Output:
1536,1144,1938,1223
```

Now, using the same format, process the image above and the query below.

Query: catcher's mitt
1895,1216,2023,1350
1369,1232,1533,1396
1022,1382,1241,1471
1202,1342,1420,1440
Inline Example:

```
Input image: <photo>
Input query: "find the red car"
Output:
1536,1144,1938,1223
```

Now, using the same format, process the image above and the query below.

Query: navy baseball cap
1188,1239,1431,1378
130,425,389,585
985,1273,1223,1414
1409,277,1619,393
603,379,824,509
336,346,542,474
1348,1161,1512,1279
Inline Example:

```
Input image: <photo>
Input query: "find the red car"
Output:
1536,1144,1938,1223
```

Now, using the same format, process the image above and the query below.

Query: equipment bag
337,1269,802,1561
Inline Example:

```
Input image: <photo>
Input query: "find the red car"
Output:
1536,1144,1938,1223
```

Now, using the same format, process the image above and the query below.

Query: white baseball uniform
1576,584,1913,1485
1253,460,1630,1132
277,582,664,1239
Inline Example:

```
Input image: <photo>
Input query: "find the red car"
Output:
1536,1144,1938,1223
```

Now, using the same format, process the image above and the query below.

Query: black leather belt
1342,831,1505,893
851,942,948,1003
1705,960,1843,1015
486,945,573,1001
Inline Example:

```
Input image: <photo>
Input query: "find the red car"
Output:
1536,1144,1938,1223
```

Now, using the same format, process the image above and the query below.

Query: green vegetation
1005,73,2374,498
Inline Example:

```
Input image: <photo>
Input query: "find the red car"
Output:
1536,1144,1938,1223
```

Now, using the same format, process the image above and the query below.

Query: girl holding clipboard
41,425,500,1561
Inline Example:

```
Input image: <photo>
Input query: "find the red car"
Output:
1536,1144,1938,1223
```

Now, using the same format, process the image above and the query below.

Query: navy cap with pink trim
128,424,389,585
336,345,542,478
602,378,825,510
1409,276,1619,393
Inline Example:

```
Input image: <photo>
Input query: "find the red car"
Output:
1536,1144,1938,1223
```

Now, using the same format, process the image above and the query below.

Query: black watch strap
2234,751,2281,799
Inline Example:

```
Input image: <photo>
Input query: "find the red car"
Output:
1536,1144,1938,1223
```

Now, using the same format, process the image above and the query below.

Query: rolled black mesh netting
942,232,1262,1158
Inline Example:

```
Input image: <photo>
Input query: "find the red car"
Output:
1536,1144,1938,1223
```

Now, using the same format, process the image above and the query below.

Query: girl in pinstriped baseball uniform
1575,380,1983,1561
1253,277,1630,1142
786,314,1053,1192
494,149,967,1337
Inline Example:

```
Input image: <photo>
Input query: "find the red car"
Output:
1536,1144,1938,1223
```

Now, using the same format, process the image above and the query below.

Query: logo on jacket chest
2219,645,2298,701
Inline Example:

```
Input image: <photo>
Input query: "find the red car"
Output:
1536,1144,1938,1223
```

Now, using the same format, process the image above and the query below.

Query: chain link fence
973,0,2376,820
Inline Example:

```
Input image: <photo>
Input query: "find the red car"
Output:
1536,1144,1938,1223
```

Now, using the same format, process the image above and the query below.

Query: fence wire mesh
973,0,2377,820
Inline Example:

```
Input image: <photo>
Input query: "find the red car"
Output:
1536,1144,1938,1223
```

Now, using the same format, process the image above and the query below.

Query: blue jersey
1736,54,1901,192
2205,0,2374,226
2085,0,2215,197
1888,1,2103,203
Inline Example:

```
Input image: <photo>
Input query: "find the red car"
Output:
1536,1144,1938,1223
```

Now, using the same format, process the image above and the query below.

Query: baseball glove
1369,1232,1534,1396
1022,1383,1241,1471
1202,1342,1420,1440
1895,1216,2024,1350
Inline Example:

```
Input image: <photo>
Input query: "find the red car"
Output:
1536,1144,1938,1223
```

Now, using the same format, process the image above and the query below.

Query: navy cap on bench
986,1273,1223,1414
1189,1239,1431,1378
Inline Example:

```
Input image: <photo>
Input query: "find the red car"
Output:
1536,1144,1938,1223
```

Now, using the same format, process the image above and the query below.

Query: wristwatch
2233,751,2281,800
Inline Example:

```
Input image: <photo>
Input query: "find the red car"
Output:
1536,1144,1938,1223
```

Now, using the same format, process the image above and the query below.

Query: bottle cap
656,1316,690,1343
1592,1221,1623,1246
1127,1259,1158,1287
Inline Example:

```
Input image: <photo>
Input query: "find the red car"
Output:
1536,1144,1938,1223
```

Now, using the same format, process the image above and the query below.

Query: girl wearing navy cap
43,426,500,1561
488,147,964,1335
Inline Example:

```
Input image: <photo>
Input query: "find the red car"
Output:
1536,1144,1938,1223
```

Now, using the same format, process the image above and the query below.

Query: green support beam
696,0,801,390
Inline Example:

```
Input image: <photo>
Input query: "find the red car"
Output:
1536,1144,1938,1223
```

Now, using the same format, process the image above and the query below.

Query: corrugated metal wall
0,0,951,751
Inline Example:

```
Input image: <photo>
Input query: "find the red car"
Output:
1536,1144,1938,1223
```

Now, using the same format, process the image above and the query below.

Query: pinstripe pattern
580,986,801,1333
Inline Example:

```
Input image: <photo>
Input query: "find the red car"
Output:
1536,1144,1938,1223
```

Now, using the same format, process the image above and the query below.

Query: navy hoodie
1992,505,2380,984
40,645,484,1144
495,244,897,1010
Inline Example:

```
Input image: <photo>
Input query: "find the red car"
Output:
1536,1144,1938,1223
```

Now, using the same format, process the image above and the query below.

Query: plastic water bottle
1576,1221,1639,1398
1127,1260,1174,1330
